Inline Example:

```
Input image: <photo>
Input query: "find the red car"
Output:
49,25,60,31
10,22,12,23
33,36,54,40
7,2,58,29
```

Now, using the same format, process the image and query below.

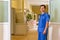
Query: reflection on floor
12,31,38,40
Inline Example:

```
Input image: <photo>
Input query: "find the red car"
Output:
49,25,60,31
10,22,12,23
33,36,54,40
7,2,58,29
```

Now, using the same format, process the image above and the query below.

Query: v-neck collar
41,12,45,15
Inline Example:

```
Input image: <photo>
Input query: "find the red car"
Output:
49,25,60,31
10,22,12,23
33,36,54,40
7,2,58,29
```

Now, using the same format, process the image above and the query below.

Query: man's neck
41,12,45,14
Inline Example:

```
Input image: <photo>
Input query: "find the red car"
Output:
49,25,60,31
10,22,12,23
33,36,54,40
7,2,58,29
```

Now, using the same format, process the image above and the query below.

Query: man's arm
43,14,50,34
43,22,49,34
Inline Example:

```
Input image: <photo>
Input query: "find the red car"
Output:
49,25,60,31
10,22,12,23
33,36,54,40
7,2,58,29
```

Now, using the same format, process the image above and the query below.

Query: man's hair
40,5,46,9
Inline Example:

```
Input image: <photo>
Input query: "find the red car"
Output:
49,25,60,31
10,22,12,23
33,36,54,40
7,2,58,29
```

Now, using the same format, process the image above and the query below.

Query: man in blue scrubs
38,5,50,40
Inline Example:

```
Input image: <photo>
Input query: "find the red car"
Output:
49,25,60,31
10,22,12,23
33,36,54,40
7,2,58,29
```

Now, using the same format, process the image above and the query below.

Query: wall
11,0,28,35
50,0,60,22
24,0,32,12
0,0,9,40
12,0,23,9
0,23,3,40
48,23,60,40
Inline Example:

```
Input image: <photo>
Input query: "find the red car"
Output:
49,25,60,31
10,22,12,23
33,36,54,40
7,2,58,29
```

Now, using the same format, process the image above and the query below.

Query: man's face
40,6,45,12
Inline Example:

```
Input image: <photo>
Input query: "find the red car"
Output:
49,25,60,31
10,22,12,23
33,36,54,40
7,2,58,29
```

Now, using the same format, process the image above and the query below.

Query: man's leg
38,32,41,40
38,32,48,40
40,32,46,40
46,33,48,40
46,30,48,40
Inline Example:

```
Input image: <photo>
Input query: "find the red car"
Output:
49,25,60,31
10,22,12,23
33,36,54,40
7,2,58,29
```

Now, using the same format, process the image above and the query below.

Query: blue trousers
38,32,48,40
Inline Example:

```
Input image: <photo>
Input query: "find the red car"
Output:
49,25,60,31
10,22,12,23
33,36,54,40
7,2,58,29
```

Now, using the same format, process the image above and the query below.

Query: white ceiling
27,0,49,5
28,0,49,2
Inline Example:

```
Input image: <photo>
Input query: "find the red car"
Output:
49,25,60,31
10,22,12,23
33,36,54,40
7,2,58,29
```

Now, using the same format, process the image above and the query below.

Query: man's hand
43,22,49,34
43,30,46,34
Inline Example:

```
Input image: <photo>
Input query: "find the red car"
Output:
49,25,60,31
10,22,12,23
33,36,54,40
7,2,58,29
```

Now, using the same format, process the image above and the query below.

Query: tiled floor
11,31,38,40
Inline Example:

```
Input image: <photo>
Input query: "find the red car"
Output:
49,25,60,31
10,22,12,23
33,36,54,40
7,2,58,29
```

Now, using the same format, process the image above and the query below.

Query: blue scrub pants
38,31,48,40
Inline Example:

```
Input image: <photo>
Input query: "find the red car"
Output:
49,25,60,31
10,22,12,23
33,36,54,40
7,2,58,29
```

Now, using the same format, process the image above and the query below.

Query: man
38,5,50,40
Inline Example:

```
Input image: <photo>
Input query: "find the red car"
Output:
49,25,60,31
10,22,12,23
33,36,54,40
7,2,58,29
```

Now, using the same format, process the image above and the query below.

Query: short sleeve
46,14,50,22
38,15,41,20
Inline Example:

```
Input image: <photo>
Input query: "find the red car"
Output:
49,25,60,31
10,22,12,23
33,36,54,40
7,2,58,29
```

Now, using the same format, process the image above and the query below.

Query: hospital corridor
11,0,60,40
0,0,60,40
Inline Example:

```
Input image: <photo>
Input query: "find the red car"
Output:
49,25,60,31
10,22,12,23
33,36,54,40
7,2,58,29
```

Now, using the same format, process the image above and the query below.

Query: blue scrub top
38,13,50,32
